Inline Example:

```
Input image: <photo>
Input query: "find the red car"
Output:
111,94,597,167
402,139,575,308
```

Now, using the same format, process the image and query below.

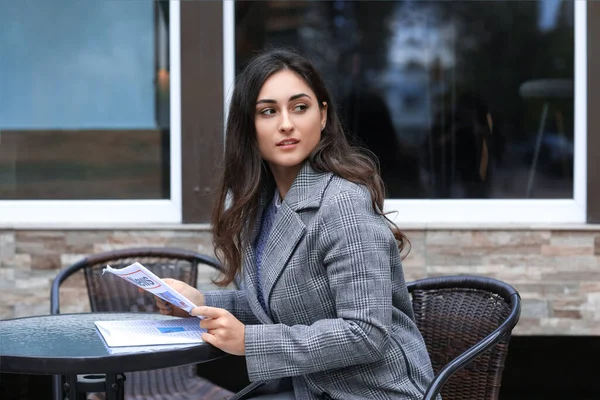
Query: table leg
59,373,126,400
53,375,63,400
63,374,85,400
104,373,125,400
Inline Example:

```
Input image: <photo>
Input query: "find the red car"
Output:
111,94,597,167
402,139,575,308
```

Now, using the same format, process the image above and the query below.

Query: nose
278,111,294,134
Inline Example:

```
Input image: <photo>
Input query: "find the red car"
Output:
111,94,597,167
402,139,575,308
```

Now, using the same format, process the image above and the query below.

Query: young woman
157,49,436,399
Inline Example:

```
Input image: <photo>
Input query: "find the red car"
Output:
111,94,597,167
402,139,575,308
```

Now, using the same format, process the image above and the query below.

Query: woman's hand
150,278,205,317
192,306,246,356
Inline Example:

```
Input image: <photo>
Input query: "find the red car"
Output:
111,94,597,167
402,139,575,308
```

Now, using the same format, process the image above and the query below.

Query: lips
276,139,299,146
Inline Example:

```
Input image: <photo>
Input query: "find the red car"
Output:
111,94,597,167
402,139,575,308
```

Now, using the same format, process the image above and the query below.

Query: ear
320,102,328,131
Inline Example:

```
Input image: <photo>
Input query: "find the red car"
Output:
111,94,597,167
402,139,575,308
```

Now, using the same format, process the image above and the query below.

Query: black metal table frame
0,313,226,400
60,373,125,400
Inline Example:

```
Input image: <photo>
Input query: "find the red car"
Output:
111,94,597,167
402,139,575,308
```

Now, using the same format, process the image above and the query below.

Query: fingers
158,304,173,315
158,305,173,315
201,331,218,346
162,278,176,286
190,306,228,319
194,306,232,331
155,296,173,315
201,327,225,345
199,319,246,356
155,296,169,307
199,317,220,330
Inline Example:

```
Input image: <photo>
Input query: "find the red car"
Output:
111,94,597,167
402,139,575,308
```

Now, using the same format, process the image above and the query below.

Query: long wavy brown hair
212,49,409,286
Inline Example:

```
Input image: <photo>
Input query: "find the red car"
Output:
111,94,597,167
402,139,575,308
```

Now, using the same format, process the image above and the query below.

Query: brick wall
1,228,599,335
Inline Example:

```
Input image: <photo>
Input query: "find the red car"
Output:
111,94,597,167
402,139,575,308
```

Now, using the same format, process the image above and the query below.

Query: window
0,0,181,223
232,0,586,224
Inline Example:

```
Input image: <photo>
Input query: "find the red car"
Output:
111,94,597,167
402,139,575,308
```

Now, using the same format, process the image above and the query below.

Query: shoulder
316,176,397,249
323,175,371,206
319,176,377,220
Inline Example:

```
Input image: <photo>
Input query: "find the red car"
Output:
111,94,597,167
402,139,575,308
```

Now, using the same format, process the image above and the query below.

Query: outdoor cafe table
0,312,225,400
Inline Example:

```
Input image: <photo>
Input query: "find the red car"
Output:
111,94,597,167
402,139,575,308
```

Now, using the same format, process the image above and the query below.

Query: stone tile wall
1,228,599,335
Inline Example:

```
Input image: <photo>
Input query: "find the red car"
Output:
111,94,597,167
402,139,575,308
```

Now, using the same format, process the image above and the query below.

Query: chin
270,158,306,169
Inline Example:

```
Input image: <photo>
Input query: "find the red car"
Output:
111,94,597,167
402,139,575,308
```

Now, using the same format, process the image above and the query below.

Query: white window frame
0,1,182,225
223,1,587,225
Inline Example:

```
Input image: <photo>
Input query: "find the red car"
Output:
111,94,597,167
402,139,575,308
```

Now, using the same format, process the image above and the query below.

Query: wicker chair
407,275,521,400
50,247,235,400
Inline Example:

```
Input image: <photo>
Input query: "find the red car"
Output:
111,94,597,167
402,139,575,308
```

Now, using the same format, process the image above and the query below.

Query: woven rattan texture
125,366,232,400
412,288,511,400
84,257,197,313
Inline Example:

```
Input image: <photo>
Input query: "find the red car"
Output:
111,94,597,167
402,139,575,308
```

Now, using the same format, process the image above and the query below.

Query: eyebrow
256,93,312,105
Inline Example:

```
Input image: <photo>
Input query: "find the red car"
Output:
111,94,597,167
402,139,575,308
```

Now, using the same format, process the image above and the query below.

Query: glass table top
0,313,223,374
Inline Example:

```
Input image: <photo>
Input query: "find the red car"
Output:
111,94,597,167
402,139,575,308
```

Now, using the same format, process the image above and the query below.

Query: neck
268,163,303,200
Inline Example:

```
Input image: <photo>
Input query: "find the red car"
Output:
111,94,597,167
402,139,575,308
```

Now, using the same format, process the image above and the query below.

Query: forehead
257,69,315,100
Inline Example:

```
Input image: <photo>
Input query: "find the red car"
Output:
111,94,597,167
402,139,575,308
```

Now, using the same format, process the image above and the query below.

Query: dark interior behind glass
236,0,575,200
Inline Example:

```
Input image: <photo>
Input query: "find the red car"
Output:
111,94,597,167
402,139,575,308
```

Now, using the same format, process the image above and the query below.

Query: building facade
1,0,599,343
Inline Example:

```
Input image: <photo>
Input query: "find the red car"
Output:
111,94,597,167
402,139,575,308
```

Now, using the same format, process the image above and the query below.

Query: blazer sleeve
244,189,396,381
203,289,261,325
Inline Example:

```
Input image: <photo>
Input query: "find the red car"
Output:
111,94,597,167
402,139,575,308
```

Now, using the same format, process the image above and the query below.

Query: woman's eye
260,108,276,115
293,104,307,112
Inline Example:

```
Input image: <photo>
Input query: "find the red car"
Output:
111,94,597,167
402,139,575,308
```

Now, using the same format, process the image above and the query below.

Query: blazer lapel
260,163,334,311
260,203,306,311
242,244,273,324
242,190,273,324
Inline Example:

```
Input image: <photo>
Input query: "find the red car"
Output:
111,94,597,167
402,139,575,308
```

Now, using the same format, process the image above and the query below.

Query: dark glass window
236,0,575,199
0,0,170,199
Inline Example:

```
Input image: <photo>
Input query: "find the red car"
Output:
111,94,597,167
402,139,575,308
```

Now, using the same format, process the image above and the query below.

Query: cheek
306,119,323,142
312,132,323,148
298,113,322,136
255,133,274,161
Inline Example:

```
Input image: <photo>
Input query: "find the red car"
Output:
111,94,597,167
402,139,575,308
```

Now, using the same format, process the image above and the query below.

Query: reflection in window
236,0,575,199
1,0,154,128
0,0,170,200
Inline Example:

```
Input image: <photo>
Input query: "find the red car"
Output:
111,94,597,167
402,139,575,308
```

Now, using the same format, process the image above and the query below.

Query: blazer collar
261,163,334,317
244,162,334,323
283,162,333,212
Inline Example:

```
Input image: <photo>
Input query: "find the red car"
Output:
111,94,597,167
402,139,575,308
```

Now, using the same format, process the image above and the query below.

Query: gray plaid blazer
204,163,435,399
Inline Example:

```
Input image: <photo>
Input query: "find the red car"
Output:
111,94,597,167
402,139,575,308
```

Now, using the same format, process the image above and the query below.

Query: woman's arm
244,188,397,381
204,289,261,325
155,278,260,325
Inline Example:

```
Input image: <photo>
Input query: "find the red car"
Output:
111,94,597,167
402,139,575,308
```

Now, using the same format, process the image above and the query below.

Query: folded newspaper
95,318,205,348
102,262,200,316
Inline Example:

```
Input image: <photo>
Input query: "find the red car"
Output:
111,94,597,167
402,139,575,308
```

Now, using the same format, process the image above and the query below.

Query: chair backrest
407,275,521,400
51,247,225,314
